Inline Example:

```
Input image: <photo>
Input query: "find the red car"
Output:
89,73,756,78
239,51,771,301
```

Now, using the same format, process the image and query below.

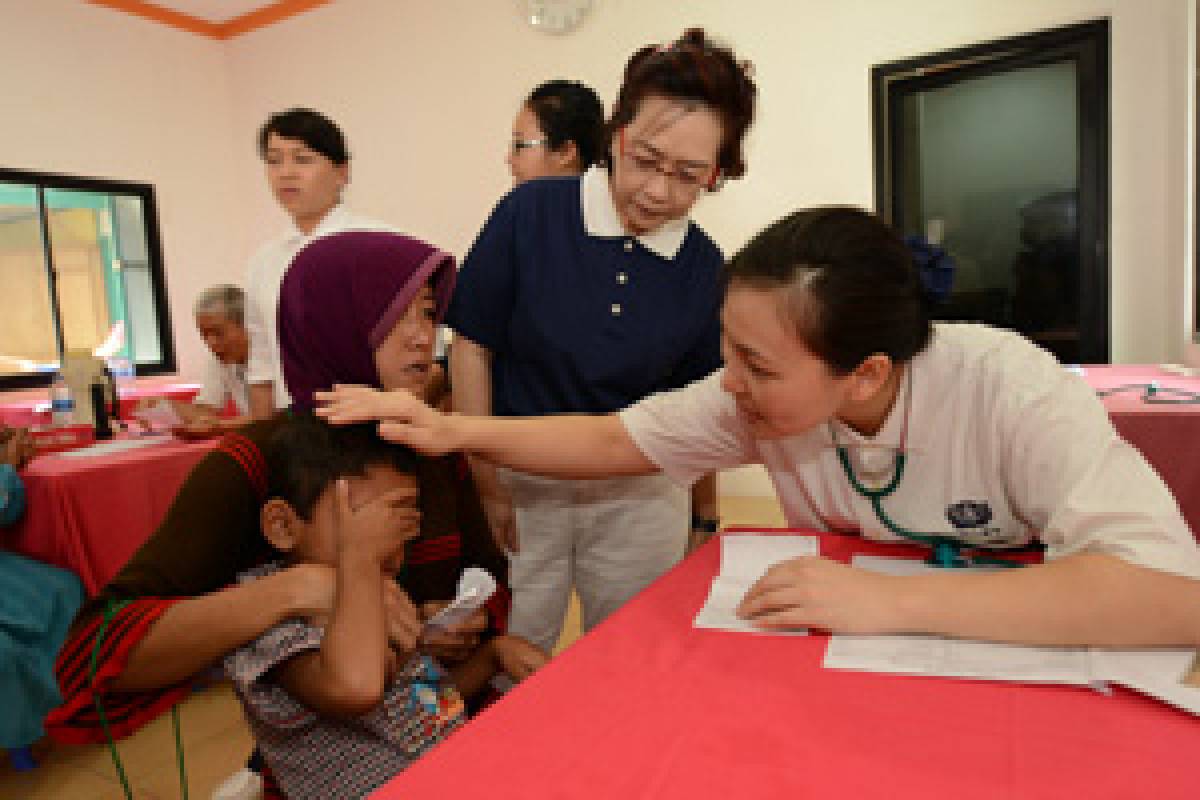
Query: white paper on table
816,555,1200,715
56,436,173,458
1091,647,1200,715
130,398,184,429
823,556,1096,686
692,533,818,635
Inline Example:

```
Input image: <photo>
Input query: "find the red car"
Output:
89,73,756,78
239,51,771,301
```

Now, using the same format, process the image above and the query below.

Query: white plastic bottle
49,373,74,426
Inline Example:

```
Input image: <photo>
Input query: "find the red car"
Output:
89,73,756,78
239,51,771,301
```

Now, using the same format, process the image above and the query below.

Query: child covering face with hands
225,415,546,800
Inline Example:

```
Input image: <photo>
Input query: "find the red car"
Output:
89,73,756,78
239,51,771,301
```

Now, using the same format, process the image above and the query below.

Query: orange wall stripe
215,0,334,40
84,0,334,40
85,0,222,38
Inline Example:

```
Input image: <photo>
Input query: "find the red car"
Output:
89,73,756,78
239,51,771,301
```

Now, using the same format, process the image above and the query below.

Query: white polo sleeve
1001,360,1200,579
619,370,757,487
194,357,226,409
243,252,275,387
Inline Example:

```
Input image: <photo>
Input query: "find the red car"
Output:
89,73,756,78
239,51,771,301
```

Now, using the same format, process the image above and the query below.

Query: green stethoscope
830,373,1026,569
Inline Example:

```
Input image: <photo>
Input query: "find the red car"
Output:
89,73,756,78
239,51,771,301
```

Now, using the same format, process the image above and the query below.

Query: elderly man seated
147,285,252,437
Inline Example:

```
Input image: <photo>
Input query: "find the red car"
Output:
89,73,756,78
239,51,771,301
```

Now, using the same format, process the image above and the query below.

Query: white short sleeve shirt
244,205,396,408
620,323,1200,578
194,356,250,415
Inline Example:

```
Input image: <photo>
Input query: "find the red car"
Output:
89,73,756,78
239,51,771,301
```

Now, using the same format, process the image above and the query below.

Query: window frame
871,19,1111,363
0,166,176,390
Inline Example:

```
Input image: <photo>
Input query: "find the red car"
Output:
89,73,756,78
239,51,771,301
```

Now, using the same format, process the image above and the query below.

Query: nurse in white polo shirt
318,207,1200,648
243,108,393,417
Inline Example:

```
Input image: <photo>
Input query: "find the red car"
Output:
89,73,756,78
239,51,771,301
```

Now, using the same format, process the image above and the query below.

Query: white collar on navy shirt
580,165,689,260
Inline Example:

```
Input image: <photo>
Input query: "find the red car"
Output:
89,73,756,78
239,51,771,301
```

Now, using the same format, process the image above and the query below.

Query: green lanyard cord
89,599,189,800
837,446,1023,569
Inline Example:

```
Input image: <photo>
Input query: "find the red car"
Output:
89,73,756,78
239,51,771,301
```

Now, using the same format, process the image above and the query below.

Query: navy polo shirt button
611,303,622,315
623,240,634,252
617,272,628,284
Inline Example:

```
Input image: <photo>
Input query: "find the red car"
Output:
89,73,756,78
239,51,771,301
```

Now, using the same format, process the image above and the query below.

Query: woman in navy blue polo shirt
447,28,758,652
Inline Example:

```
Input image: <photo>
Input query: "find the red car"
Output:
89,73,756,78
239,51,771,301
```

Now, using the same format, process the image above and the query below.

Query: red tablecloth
1,437,215,595
377,530,1200,800
0,382,201,427
1083,365,1200,538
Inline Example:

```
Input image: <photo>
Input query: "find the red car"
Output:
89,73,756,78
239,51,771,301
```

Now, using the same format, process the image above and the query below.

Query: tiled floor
1,494,785,799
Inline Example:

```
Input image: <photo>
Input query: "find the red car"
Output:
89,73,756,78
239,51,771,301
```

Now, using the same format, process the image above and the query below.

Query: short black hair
266,412,418,520
258,108,349,165
526,80,605,169
725,207,933,374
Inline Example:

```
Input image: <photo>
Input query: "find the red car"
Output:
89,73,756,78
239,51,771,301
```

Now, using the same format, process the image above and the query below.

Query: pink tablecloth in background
377,530,1200,800
0,382,201,428
1083,365,1200,538
1,437,215,595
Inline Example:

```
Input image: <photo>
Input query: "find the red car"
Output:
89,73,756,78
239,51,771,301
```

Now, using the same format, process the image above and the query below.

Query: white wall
219,0,1192,367
0,0,242,387
3,0,1193,492
1184,0,1200,370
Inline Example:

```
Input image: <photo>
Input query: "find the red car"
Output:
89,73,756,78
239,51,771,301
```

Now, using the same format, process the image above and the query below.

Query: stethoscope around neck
830,372,1026,569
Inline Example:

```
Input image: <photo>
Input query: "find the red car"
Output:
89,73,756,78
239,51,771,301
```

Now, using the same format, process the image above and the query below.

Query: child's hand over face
492,635,549,682
333,478,421,566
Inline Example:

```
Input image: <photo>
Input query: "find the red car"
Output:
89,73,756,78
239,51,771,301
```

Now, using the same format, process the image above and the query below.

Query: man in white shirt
192,285,250,417
138,285,251,438
243,108,392,416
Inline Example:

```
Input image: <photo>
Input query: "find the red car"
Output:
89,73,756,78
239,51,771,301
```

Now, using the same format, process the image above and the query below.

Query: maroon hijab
278,231,455,410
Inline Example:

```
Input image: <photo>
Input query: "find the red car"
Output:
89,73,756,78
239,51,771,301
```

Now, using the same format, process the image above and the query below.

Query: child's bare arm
448,635,549,698
275,480,414,717
276,554,388,717
447,641,499,699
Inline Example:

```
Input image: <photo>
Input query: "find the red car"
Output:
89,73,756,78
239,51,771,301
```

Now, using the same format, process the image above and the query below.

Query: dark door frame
872,19,1110,363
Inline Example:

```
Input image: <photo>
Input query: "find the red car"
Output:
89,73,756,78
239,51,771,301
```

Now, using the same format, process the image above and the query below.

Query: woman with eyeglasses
321,207,1200,651
447,28,757,653
507,79,604,185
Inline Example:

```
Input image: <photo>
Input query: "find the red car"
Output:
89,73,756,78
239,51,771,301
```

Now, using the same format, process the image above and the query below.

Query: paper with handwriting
693,533,818,635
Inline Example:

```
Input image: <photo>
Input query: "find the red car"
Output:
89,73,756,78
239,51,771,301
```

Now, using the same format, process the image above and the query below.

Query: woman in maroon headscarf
47,232,509,747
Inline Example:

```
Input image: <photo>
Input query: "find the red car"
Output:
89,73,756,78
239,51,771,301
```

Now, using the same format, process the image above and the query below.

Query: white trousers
500,470,689,651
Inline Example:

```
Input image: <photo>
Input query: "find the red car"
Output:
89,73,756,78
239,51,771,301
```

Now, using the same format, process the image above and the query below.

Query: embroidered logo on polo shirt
945,500,993,530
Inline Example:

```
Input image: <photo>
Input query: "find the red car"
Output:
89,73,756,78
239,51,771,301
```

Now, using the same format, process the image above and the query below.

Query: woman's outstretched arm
317,385,657,479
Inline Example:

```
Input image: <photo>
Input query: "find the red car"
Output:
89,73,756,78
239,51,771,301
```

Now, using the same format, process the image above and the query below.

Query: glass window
0,182,59,375
0,170,174,389
874,20,1109,364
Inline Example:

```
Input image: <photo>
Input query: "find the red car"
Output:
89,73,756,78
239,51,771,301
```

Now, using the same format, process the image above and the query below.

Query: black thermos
91,382,114,440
